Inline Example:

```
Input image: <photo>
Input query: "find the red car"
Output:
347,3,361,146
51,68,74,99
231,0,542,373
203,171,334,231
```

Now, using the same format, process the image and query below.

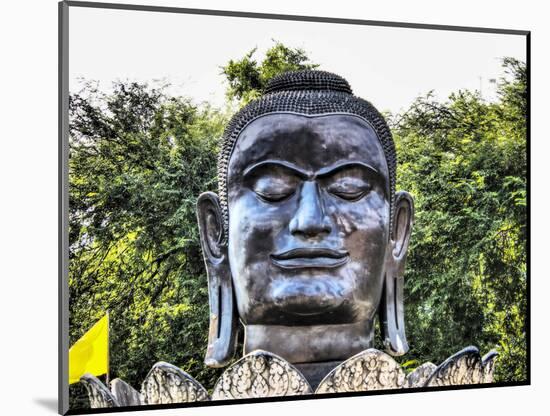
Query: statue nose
289,181,332,239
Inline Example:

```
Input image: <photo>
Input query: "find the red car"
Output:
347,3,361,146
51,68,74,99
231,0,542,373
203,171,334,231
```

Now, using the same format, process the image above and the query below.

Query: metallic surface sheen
228,114,390,328
197,70,414,368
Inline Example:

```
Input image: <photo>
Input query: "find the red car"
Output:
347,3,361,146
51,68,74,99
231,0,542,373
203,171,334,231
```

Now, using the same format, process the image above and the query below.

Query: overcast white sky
69,7,526,114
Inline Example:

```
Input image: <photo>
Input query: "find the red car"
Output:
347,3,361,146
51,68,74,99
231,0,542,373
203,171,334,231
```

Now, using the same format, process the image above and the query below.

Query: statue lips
270,248,349,270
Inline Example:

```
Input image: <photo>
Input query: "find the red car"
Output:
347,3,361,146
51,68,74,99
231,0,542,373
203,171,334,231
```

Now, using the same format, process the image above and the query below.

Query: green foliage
221,41,318,104
390,58,527,381
68,45,527,410
68,81,227,402
68,43,318,409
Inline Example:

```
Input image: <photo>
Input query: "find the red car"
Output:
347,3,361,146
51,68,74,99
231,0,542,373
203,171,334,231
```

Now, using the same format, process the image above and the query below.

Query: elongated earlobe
380,269,408,356
197,192,237,367
380,191,414,356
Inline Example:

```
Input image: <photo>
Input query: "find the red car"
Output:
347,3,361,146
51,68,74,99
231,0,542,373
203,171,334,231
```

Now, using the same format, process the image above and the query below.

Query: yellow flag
69,313,109,384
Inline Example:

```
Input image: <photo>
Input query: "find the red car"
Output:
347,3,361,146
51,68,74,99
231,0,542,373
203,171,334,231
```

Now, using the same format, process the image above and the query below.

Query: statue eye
255,190,295,202
326,177,372,201
251,175,298,203
329,189,368,201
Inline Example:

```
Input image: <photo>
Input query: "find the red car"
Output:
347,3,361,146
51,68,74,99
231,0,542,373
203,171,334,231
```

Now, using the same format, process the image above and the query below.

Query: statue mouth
270,248,349,269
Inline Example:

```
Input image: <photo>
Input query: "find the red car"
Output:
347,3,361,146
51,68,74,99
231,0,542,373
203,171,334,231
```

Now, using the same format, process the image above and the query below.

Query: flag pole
106,310,110,387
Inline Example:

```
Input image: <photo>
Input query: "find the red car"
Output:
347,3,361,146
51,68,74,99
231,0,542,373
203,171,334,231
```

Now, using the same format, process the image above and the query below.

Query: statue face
226,113,391,326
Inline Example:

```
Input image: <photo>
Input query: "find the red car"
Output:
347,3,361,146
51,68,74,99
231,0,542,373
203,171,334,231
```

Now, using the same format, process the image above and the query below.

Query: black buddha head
197,71,413,367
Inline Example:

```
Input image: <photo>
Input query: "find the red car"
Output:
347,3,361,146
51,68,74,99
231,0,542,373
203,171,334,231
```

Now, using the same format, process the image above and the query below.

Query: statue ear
197,192,237,367
379,191,414,356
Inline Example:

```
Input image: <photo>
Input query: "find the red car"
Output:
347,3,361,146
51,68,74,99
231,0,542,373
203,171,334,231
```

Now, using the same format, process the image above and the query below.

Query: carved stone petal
481,350,498,383
212,350,312,400
406,362,437,388
316,349,406,394
141,361,210,404
110,378,144,406
80,373,119,409
425,346,483,387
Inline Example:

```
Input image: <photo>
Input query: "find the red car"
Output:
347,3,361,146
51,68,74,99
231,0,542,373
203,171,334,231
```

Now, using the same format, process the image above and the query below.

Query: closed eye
329,189,369,201
247,165,300,203
320,166,374,202
255,189,295,202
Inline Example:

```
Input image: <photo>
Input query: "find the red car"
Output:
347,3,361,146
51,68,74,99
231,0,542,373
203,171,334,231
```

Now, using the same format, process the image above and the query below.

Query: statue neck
243,320,375,364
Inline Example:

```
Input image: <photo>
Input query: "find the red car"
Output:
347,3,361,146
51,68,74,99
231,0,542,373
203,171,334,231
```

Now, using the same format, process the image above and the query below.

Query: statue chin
274,298,344,319
285,304,338,317
262,277,362,324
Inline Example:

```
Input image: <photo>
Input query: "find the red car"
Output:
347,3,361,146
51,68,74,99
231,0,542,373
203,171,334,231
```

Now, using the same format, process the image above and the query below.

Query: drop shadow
34,398,58,413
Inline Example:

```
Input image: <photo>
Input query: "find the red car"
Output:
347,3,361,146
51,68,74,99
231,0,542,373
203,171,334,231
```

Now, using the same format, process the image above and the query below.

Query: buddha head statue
197,70,414,368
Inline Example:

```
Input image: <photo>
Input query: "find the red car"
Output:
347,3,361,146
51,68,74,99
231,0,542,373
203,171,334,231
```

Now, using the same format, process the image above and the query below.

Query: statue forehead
227,112,389,179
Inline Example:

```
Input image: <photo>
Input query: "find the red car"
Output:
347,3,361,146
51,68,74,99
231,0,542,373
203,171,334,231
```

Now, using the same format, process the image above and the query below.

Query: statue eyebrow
243,160,381,181
315,162,380,179
243,160,310,179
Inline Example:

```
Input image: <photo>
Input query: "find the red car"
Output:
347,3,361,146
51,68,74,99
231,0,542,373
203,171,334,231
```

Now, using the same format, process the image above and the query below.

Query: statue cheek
235,202,280,230
331,198,389,239
228,195,290,267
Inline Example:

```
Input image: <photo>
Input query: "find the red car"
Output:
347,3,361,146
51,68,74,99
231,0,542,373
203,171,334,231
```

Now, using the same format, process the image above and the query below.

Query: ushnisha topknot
264,70,353,94
217,70,397,245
